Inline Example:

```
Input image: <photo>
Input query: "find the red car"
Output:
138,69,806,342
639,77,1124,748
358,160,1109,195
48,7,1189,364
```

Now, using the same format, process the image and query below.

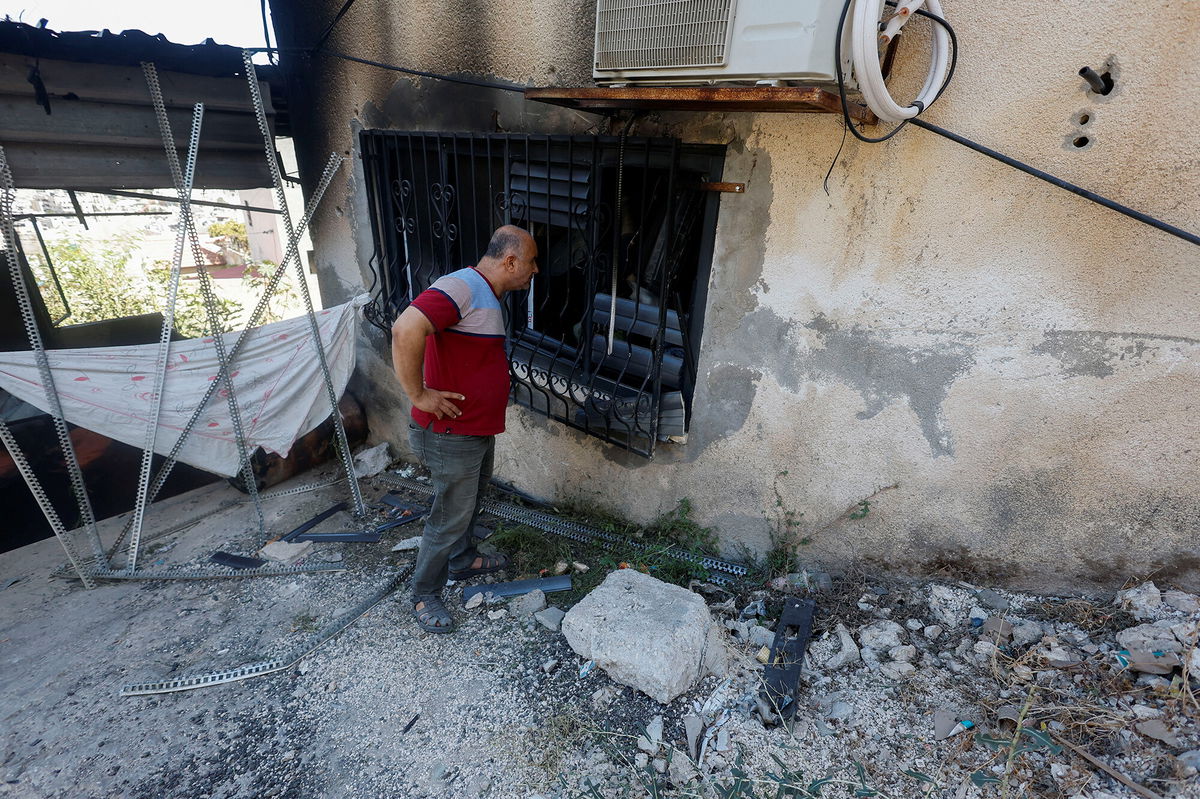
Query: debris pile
535,576,1199,798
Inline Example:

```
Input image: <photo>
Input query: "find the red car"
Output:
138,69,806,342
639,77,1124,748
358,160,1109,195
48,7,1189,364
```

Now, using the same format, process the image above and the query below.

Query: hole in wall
1078,113,1090,125
1097,71,1115,95
1073,136,1090,148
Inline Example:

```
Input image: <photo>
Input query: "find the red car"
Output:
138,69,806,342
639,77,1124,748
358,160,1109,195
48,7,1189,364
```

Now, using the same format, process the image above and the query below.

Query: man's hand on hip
413,388,465,420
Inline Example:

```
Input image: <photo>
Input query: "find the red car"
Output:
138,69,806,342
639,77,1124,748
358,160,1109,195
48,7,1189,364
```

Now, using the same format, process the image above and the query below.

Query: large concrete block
561,569,728,704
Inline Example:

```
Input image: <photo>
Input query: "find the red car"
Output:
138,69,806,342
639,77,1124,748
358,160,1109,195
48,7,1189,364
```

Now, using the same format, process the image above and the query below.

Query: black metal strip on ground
281,501,348,542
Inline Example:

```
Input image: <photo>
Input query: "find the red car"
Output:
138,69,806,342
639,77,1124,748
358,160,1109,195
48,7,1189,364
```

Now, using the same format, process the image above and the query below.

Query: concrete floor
0,469,571,798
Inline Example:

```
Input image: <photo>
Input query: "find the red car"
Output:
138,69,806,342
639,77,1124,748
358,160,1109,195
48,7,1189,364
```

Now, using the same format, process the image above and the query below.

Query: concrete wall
270,0,1200,590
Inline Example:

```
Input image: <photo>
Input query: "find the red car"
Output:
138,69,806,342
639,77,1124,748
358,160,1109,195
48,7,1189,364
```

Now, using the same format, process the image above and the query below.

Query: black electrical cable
909,119,1200,248
242,45,526,93
834,0,958,144
312,0,358,52
320,50,527,93
259,0,275,64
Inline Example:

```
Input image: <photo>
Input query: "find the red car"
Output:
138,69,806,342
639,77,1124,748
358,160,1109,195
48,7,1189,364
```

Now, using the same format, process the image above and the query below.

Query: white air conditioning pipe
849,0,951,123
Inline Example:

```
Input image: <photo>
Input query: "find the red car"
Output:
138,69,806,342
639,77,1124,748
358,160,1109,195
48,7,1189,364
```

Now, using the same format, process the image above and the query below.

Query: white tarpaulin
0,295,368,477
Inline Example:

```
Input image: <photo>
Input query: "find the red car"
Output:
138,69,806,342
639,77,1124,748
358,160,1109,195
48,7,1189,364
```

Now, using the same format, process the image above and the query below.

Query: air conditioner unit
593,0,855,87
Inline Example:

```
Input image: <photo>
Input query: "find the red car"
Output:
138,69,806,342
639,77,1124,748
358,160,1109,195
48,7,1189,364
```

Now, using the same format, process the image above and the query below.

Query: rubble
258,539,313,564
510,588,547,618
351,442,391,477
561,569,730,703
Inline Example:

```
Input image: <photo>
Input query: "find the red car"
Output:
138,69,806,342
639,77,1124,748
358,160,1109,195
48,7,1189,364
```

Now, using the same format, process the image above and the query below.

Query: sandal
448,551,510,580
412,594,455,633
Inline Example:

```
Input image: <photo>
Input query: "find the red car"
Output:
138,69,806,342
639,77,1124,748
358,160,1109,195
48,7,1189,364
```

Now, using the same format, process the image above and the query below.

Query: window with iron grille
361,131,725,457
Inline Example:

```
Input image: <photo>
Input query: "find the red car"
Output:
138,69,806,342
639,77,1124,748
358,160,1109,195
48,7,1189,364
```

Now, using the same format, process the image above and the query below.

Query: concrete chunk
561,569,729,704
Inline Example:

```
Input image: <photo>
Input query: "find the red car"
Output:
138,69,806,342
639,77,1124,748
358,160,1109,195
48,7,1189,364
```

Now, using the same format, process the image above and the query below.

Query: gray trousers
407,420,495,599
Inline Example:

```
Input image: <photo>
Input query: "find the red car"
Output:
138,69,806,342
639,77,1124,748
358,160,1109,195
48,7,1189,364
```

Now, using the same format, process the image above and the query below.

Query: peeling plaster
1033,329,1200,378
737,309,975,457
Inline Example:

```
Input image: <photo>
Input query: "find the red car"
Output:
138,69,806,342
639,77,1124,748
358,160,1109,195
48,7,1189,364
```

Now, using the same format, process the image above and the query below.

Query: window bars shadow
361,132,724,457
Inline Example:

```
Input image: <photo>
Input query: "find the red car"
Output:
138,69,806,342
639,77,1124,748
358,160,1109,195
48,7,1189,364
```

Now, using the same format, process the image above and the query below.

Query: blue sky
8,1,275,51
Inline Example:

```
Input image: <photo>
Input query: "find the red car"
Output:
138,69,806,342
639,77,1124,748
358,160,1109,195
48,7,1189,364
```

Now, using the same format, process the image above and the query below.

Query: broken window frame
360,131,726,457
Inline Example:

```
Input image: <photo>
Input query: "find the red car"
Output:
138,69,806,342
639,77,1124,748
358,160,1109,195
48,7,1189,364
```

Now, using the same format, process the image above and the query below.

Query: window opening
362,131,725,457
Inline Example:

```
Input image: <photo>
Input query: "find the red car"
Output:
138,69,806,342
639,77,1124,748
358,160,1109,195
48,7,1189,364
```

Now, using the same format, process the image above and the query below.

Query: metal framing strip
0,144,105,577
243,50,366,519
121,568,409,696
376,475,749,583
83,561,347,582
142,61,267,550
105,152,345,560
0,421,95,589
124,85,203,573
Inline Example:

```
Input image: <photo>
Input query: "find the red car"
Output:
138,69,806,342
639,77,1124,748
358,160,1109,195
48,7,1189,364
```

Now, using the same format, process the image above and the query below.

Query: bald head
476,224,538,295
482,225,533,261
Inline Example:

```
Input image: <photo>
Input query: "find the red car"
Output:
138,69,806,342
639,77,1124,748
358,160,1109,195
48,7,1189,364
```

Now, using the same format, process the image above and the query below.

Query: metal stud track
124,88,203,573
142,61,266,550
0,421,96,588
377,475,749,583
242,50,366,520
0,144,104,582
83,562,347,582
105,151,344,560
122,568,409,696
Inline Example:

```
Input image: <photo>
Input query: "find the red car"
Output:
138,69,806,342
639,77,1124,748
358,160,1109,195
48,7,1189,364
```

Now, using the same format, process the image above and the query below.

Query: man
391,225,539,633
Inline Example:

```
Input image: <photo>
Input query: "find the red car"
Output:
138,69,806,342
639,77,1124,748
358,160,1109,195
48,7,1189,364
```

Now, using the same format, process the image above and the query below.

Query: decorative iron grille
361,131,724,457
594,0,736,71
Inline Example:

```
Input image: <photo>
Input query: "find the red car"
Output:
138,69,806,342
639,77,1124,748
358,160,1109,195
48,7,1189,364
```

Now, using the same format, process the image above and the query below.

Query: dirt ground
1,466,1197,799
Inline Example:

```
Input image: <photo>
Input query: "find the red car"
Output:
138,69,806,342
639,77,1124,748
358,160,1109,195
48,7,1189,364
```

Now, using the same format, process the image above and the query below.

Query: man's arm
391,306,465,420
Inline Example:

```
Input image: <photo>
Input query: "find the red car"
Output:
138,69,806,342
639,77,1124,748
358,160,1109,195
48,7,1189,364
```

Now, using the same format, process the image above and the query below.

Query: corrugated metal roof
0,21,282,189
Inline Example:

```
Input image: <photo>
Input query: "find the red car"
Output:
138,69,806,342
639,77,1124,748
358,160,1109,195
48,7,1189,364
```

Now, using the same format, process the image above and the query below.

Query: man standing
391,225,539,633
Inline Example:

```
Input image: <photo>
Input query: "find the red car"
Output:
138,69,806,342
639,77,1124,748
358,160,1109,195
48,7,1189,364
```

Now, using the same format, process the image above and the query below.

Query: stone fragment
1117,623,1184,654
879,661,916,680
923,624,943,640
980,617,1014,640
464,593,485,610
889,645,917,662
510,589,547,618
1135,719,1181,747
390,535,422,552
634,753,649,769
572,561,589,573
260,540,313,564
652,758,667,774
554,560,569,575
487,609,507,620
534,606,566,632
351,442,390,477
1010,620,1043,647
976,589,1011,610
748,625,775,649
1163,590,1200,614
683,716,703,760
905,618,924,631
974,640,1000,657
809,623,861,671
560,569,729,703
827,700,852,720
928,584,969,627
1116,582,1163,620
666,747,698,786
636,715,663,754
857,620,905,651
542,659,559,674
